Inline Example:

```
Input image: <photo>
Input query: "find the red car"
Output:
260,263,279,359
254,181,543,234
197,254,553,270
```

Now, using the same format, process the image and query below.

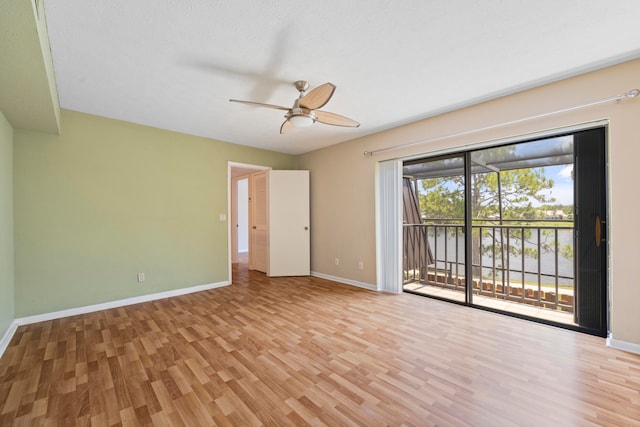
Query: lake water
426,227,574,287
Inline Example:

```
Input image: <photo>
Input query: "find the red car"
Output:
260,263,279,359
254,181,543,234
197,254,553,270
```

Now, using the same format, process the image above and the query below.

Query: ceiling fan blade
314,110,360,127
280,119,294,134
299,83,336,110
229,99,290,111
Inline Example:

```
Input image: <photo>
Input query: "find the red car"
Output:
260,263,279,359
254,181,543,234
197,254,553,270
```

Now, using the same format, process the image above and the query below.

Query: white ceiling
43,0,640,155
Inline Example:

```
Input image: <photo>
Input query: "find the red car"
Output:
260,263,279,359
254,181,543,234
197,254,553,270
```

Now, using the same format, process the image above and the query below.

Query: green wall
14,109,296,317
0,112,14,337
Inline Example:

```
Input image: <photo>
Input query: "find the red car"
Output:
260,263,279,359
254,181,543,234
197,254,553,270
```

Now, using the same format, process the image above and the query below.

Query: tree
418,176,464,222
419,167,555,222
418,166,561,279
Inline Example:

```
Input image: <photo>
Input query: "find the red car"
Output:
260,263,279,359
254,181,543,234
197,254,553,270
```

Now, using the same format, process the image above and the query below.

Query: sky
538,163,573,206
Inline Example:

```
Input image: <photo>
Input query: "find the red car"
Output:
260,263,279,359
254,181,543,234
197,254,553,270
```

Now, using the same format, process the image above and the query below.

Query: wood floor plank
1,262,640,425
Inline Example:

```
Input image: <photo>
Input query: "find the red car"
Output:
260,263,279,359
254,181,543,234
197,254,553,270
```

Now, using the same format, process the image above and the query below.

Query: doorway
401,126,608,336
228,162,270,282
232,177,249,264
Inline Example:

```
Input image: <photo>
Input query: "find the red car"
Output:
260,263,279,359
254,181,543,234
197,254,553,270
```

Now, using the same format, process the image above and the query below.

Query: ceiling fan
229,80,360,134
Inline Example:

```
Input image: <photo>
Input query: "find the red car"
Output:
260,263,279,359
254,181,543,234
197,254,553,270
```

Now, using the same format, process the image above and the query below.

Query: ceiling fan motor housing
294,80,310,93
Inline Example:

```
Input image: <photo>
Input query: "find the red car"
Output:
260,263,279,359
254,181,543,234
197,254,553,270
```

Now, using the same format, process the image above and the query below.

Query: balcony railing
403,220,574,312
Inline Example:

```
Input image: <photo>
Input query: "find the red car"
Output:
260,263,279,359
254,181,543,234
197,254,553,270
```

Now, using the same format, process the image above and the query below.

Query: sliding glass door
402,127,607,336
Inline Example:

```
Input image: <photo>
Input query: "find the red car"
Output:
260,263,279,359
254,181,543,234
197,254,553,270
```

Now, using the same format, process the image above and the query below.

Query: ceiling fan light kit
288,113,315,127
230,80,360,134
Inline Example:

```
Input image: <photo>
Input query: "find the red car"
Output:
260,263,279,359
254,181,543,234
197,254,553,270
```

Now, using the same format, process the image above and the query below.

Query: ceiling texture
43,0,640,155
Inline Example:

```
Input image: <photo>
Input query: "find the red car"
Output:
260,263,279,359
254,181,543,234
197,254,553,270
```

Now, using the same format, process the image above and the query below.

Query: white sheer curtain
375,159,403,293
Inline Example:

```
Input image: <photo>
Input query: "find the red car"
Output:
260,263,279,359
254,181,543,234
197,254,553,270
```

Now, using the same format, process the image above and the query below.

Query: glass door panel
469,136,576,325
402,154,466,302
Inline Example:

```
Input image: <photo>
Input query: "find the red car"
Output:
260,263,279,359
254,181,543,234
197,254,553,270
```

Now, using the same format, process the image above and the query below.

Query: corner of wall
34,0,61,132
0,320,18,360
606,333,640,355
0,112,15,347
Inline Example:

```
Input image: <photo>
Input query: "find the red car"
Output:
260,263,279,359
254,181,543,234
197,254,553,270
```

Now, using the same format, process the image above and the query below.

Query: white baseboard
311,271,377,291
606,334,640,355
14,280,230,327
0,320,19,360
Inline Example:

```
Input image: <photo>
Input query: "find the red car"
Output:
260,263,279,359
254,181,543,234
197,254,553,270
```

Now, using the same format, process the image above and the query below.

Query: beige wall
298,58,640,345
0,112,14,338
14,109,295,317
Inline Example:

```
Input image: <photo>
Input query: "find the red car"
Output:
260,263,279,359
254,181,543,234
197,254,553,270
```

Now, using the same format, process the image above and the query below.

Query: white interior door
250,171,269,273
268,170,310,276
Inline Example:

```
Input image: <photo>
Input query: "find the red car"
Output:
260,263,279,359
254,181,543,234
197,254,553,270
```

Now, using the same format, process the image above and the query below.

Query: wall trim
14,280,230,327
606,334,640,355
311,271,376,291
0,320,19,360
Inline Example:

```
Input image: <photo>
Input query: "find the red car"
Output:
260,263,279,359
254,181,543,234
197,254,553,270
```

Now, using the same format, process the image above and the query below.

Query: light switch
219,213,227,221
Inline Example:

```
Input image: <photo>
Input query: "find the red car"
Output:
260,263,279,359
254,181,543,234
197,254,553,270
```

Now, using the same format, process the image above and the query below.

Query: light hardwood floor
1,263,639,426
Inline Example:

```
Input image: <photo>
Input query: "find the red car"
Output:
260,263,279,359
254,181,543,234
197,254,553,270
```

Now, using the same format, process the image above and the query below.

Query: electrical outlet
137,272,145,283
358,261,364,270
335,258,340,266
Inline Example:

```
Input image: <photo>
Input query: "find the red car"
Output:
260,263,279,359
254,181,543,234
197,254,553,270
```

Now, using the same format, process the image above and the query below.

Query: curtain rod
363,88,639,157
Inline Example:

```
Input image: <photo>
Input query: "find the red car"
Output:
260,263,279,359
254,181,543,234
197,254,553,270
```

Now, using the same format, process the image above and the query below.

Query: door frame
227,162,271,284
